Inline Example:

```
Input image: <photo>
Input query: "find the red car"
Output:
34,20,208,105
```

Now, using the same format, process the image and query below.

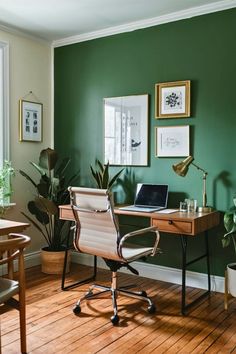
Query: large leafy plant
90,160,123,190
222,197,236,257
0,160,15,217
19,148,79,251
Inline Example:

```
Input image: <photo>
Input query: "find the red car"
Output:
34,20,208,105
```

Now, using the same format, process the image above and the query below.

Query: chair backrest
69,187,121,260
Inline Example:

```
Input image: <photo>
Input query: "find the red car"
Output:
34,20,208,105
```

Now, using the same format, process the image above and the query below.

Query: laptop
119,183,169,213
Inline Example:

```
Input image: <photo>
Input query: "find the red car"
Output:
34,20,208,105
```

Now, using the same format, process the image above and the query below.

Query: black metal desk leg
180,231,211,315
205,230,211,292
180,235,188,315
61,253,97,291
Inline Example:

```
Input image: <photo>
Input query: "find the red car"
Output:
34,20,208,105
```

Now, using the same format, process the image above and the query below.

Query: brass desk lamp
172,156,213,213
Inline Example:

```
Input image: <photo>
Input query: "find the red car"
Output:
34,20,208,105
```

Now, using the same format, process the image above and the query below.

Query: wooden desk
59,205,220,314
0,219,30,236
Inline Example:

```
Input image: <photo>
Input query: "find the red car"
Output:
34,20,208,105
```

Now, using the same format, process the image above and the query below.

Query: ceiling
0,0,235,45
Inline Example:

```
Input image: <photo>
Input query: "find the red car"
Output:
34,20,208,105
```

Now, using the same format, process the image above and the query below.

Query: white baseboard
23,251,224,294
25,250,41,268
71,252,225,294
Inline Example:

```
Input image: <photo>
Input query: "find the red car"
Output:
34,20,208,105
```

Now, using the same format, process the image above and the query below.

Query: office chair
0,233,31,354
69,187,160,325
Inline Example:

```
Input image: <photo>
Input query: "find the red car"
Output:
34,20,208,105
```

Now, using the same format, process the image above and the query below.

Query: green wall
54,9,236,276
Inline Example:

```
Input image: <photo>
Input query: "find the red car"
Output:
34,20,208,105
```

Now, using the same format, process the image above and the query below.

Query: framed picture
155,80,190,118
155,125,190,157
19,100,43,142
104,94,148,166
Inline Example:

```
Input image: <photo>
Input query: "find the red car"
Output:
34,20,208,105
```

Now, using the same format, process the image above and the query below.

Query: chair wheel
111,314,119,325
73,305,81,315
148,304,156,314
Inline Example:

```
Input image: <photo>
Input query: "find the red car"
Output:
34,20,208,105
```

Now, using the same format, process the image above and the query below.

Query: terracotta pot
227,262,236,297
41,247,71,275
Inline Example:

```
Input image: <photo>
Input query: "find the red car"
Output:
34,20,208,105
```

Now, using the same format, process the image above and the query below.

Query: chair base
73,272,156,324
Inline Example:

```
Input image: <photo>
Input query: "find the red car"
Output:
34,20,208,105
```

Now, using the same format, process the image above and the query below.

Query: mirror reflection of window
104,95,148,166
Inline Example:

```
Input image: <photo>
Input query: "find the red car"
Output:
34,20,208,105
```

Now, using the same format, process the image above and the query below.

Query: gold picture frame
155,80,190,119
19,99,43,142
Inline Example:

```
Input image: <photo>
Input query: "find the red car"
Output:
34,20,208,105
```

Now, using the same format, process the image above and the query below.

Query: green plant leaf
67,171,80,185
18,170,37,188
30,162,46,176
108,168,124,189
39,148,58,171
34,197,58,215
224,212,236,233
55,157,71,177
28,201,50,224
222,237,231,248
97,159,104,173
102,163,109,189
21,211,50,244
37,181,50,198
90,166,102,188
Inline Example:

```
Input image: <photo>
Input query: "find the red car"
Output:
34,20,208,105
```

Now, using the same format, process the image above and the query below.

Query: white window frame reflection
104,94,148,166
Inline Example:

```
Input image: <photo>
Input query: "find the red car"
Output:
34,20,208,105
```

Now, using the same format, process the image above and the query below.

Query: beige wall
0,30,52,252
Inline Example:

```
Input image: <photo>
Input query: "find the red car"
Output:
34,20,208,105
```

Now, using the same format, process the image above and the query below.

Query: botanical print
161,86,186,115
164,91,183,110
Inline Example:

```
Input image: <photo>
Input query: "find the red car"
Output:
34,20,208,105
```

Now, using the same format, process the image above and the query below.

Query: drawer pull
168,220,173,225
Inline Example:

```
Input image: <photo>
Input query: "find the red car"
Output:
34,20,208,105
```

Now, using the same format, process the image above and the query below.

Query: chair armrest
119,226,160,257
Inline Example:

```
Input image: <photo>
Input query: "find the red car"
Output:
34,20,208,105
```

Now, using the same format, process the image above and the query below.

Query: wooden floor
1,264,236,354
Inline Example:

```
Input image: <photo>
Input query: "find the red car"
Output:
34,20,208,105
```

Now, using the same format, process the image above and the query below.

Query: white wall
0,30,52,253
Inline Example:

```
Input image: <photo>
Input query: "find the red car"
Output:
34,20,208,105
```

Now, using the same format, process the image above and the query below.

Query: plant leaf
34,197,58,215
97,159,104,173
18,170,37,188
102,163,109,189
55,157,71,177
39,148,58,171
222,237,231,248
21,211,49,243
108,168,124,189
30,162,47,176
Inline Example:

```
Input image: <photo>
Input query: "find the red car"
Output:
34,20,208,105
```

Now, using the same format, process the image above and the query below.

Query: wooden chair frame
0,233,30,354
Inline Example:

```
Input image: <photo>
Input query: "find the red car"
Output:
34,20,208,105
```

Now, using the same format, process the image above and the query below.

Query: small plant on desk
90,159,124,190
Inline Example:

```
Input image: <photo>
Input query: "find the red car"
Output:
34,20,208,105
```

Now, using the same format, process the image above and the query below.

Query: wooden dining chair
0,233,30,354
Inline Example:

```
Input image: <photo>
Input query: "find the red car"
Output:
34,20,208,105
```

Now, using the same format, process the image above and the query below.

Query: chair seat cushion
0,278,19,303
121,243,153,261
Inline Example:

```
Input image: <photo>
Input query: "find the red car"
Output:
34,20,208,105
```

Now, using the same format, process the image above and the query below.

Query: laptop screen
134,183,168,208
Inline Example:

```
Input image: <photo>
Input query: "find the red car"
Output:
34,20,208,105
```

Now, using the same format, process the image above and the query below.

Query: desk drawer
59,208,74,221
152,219,192,234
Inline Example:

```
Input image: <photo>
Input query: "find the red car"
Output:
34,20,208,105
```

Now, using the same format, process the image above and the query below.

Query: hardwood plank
1,264,236,354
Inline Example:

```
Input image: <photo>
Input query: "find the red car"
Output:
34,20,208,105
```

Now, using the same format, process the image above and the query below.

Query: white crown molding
53,0,236,48
0,23,51,46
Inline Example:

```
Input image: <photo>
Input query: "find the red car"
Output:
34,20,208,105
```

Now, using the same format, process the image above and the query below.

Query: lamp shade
172,156,194,177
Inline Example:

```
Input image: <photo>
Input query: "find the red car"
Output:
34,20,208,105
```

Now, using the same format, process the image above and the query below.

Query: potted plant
19,148,79,274
90,160,124,190
222,196,236,303
0,160,15,218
